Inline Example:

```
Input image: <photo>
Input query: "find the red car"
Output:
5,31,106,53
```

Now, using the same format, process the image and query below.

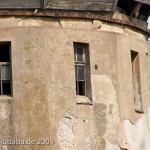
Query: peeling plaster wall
124,107,150,150
92,75,120,143
0,17,149,150
57,112,76,150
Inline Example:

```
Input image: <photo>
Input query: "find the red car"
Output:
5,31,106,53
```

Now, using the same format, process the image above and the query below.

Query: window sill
0,95,13,101
135,108,144,113
76,95,93,105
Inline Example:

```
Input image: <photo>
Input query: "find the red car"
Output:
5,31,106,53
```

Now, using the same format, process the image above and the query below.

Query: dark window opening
0,42,12,96
131,50,143,113
0,44,10,62
117,0,134,15
139,4,150,20
131,51,137,62
2,82,11,95
117,0,150,21
76,81,85,96
74,42,92,100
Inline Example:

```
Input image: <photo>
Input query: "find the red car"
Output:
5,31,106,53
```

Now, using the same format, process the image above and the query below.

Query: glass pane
77,66,85,81
77,46,84,62
78,81,85,95
74,48,76,61
0,44,10,62
1,65,11,80
75,65,77,80
2,81,11,95
76,81,78,95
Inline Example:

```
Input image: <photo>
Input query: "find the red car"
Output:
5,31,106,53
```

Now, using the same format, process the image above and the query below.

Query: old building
0,0,149,150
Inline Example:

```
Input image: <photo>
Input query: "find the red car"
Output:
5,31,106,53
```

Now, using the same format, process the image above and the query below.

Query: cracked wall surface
0,17,149,150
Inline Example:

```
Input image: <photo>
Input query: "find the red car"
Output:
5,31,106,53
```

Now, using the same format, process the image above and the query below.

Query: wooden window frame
74,42,92,101
0,42,12,96
131,50,143,113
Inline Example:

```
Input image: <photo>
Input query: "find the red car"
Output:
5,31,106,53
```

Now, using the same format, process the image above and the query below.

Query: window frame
0,42,12,97
130,50,143,113
73,42,92,104
74,44,86,96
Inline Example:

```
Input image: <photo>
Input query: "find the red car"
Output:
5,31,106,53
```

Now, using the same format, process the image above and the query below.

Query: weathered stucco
0,16,149,150
124,107,150,150
57,112,76,150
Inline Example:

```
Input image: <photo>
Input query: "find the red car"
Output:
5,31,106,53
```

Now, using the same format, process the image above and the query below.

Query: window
74,42,92,100
131,50,143,112
0,42,12,96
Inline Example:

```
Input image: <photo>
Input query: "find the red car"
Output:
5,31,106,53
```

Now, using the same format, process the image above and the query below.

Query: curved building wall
0,17,149,150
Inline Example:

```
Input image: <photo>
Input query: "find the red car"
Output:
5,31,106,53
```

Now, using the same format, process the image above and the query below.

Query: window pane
77,66,85,80
2,81,11,95
78,81,85,95
74,48,76,61
75,65,77,80
0,44,10,62
77,46,84,62
1,65,11,80
76,81,78,95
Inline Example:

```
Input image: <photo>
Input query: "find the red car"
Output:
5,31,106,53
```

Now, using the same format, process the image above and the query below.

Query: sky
147,16,150,42
148,16,150,29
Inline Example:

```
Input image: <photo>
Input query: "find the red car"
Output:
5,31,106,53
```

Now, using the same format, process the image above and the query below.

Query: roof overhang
134,0,150,5
0,0,118,12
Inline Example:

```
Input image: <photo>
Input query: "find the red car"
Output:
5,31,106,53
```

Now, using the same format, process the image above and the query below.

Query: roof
0,0,117,11
0,0,149,11
44,0,117,11
0,0,41,9
134,0,150,5
0,0,149,34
